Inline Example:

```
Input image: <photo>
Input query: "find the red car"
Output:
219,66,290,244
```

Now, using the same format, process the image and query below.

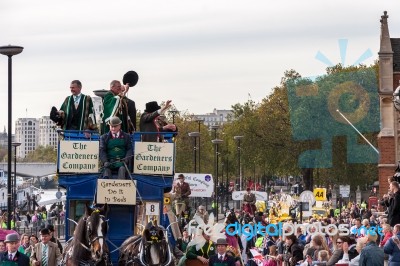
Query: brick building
378,11,400,196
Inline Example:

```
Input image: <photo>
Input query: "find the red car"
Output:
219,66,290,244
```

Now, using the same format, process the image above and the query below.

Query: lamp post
0,45,23,229
12,142,21,211
169,109,179,124
188,132,200,209
212,139,223,222
194,118,204,172
234,136,244,191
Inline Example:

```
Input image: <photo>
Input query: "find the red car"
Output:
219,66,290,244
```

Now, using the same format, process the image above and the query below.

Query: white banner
173,173,214,197
231,191,268,201
58,140,99,173
96,179,136,205
134,142,174,175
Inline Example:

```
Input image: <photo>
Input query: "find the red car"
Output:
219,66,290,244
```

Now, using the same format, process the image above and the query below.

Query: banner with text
232,191,268,201
174,173,214,197
134,142,174,175
58,140,99,173
96,179,136,205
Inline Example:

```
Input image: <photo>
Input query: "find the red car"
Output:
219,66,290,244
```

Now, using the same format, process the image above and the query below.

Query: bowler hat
108,116,122,127
215,238,228,245
122,71,139,87
145,101,161,113
4,233,19,243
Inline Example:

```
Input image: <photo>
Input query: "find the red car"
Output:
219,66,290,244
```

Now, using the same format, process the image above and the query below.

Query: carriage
57,131,178,265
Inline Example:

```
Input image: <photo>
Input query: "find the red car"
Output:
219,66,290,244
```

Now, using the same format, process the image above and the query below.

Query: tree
23,146,57,163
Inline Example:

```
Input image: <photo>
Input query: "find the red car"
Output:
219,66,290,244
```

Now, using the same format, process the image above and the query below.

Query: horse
62,204,110,266
118,221,174,266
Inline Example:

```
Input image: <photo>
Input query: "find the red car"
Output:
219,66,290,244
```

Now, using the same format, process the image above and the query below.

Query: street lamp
212,138,223,222
194,118,204,172
169,109,179,124
210,125,220,139
0,45,24,229
12,142,21,211
234,136,244,191
188,132,200,172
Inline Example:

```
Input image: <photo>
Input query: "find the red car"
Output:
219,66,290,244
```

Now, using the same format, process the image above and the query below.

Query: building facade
378,11,400,196
15,117,57,158
194,108,233,128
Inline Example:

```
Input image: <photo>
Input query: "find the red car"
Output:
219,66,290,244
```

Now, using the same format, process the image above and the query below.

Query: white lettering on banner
231,191,268,201
134,142,174,175
96,179,136,205
174,173,214,198
58,140,99,173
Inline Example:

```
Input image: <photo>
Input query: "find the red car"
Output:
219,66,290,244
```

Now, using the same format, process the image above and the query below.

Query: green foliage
23,146,57,163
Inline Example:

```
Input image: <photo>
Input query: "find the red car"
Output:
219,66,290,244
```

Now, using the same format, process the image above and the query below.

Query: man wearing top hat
139,100,177,142
30,228,62,266
100,116,133,179
55,80,97,132
209,238,236,266
102,79,136,134
0,233,30,266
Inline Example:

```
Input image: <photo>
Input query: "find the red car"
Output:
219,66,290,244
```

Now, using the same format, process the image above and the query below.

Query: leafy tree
23,146,57,163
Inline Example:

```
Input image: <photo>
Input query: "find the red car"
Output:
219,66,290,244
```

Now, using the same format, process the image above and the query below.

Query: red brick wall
378,136,396,197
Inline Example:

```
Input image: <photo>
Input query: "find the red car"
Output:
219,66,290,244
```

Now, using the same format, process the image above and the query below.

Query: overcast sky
0,0,399,132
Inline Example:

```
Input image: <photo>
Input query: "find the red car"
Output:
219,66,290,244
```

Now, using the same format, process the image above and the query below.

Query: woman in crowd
277,234,303,266
304,234,331,261
326,236,356,266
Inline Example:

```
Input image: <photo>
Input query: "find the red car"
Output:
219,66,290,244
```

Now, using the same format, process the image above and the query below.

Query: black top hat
46,224,55,232
145,101,161,113
123,71,139,87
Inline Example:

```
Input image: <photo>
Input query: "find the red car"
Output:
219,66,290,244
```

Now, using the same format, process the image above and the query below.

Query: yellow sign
313,188,327,201
96,179,136,205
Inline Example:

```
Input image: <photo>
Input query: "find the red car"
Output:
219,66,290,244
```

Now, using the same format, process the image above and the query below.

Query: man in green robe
99,116,132,179
102,80,136,134
59,80,97,131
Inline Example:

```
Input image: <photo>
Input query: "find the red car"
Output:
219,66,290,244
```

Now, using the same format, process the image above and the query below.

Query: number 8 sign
146,202,160,215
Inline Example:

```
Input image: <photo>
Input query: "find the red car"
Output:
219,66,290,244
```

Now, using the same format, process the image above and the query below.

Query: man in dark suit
209,238,236,266
0,233,30,266
139,100,177,142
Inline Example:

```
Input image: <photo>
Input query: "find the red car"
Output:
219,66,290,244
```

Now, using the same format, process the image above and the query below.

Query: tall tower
378,11,399,196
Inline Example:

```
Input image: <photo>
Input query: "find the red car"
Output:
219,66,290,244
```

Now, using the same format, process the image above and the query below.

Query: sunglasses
336,241,343,244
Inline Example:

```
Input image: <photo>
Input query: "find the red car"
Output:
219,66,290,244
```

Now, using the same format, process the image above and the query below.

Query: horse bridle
79,214,108,253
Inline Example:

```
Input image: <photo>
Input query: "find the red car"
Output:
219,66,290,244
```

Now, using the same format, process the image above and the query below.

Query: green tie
41,244,48,266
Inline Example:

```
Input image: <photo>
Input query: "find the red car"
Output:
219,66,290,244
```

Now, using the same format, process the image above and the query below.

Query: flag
250,248,264,264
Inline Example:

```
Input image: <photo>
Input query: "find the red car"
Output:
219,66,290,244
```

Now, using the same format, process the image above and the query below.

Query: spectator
338,237,367,265
0,240,6,252
326,236,354,266
30,228,62,266
277,234,303,266
0,233,30,265
18,233,31,257
387,181,400,227
46,224,63,254
384,224,400,265
359,232,384,266
380,223,393,247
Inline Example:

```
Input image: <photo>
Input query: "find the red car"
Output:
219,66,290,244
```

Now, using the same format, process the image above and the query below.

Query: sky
0,0,399,132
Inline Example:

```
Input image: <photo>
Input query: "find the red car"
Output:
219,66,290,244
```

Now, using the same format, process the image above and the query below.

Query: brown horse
118,222,174,266
62,204,110,266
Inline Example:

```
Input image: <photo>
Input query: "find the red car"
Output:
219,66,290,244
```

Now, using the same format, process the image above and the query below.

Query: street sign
313,188,327,201
299,190,316,206
339,185,350,197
